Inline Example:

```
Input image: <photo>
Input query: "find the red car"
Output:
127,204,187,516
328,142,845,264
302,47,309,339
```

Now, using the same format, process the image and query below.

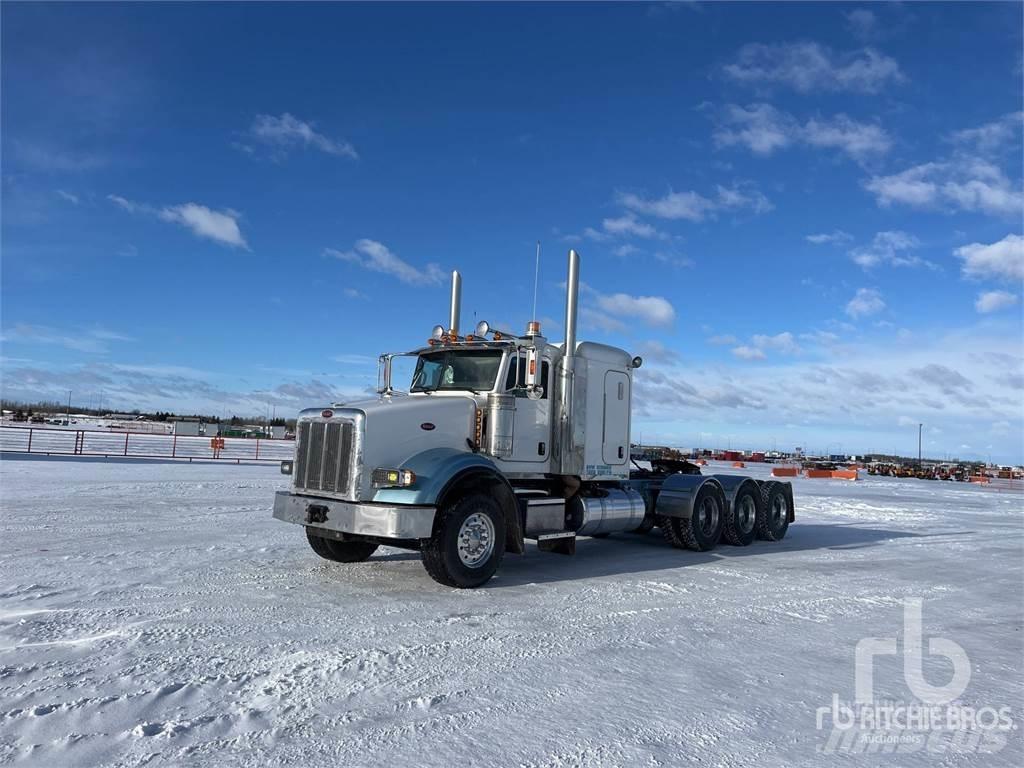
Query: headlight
372,468,416,487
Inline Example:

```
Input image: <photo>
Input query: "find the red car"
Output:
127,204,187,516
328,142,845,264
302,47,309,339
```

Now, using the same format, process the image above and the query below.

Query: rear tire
722,486,760,546
662,484,725,552
306,529,379,562
757,482,790,541
421,492,505,588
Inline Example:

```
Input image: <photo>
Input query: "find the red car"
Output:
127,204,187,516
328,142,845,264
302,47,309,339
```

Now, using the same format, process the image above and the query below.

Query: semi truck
273,249,794,588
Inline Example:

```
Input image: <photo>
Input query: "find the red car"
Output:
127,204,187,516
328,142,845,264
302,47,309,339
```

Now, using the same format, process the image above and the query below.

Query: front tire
421,493,505,588
306,529,379,562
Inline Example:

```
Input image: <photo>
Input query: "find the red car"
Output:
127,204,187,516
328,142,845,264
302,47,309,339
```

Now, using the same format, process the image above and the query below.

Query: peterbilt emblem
420,422,436,431
321,409,333,418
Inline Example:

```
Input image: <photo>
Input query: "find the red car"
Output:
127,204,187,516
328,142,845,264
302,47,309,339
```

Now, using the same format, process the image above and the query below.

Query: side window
504,355,522,392
505,354,550,399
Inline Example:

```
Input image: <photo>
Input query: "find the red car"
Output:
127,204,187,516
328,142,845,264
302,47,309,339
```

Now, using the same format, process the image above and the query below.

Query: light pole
918,423,923,467
66,390,72,427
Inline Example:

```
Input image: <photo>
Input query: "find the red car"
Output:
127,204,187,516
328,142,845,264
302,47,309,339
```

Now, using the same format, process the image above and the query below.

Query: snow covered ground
1,455,1021,767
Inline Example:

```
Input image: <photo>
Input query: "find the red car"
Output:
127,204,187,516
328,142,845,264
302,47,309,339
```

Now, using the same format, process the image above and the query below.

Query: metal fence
0,425,294,463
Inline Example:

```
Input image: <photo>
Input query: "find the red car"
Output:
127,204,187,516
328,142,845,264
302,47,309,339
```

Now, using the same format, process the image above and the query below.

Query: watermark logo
817,598,1015,755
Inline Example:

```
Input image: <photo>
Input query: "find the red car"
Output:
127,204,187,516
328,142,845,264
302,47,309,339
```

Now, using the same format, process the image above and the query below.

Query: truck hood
327,395,477,495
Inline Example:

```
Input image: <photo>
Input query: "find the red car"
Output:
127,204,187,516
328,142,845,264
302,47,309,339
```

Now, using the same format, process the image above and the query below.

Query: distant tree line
0,399,296,429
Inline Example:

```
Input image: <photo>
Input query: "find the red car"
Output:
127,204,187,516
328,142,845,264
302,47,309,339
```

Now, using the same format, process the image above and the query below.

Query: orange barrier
969,475,990,484
695,459,707,466
831,469,859,480
732,461,745,468
804,469,832,478
771,467,799,477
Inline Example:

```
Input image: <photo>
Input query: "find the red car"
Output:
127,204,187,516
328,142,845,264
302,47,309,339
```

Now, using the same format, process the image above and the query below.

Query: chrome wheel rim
457,512,495,568
737,496,756,534
697,497,719,537
771,496,787,527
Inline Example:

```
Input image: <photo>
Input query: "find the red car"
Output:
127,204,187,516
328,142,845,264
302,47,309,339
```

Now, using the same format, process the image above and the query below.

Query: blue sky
2,1,1022,462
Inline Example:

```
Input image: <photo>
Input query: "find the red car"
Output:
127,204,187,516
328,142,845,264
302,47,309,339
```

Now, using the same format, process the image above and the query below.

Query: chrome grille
294,419,355,496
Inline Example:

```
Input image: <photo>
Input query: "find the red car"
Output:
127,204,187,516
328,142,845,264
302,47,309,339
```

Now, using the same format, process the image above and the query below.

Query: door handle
538,442,546,456
618,446,624,459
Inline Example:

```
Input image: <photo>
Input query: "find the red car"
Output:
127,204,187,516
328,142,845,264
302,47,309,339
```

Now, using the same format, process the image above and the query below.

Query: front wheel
421,493,505,588
306,529,379,562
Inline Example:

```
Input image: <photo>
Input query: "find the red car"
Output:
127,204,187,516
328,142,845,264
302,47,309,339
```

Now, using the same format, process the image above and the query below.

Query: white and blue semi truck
273,249,794,587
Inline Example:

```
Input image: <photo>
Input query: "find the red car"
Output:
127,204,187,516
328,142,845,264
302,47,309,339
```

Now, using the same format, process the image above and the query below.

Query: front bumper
273,491,436,539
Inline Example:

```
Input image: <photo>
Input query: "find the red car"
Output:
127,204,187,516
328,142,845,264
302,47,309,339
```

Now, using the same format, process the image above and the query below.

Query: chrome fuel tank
568,488,646,536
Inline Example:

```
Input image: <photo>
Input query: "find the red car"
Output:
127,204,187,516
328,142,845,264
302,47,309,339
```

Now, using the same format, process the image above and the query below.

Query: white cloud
722,42,904,93
107,194,142,213
802,114,892,160
955,234,1024,281
713,104,891,161
618,190,717,221
627,329,1024,461
849,230,936,270
601,213,662,239
727,331,801,361
845,9,878,40
707,334,738,346
571,213,667,243
713,103,796,155
845,287,885,318
618,182,771,222
613,244,641,258
13,142,107,173
864,157,1023,217
108,195,248,249
949,112,1023,154
975,290,1020,314
56,190,79,205
158,204,248,249
806,230,853,245
594,292,676,328
326,239,443,286
636,340,681,364
247,113,358,159
579,307,628,334
731,345,766,360
800,330,841,345
751,331,801,355
714,183,774,213
0,324,132,354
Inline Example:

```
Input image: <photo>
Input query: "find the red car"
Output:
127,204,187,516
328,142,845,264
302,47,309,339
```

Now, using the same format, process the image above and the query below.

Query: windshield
410,349,503,392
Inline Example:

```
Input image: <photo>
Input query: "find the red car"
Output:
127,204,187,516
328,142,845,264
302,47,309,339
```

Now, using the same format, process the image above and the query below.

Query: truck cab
274,249,794,587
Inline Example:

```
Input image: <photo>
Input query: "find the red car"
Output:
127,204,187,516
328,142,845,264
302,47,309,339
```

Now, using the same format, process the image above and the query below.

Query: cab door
504,352,552,465
602,370,629,465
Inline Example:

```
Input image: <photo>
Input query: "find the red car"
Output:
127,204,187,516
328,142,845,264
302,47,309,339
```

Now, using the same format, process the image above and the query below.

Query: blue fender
371,448,504,506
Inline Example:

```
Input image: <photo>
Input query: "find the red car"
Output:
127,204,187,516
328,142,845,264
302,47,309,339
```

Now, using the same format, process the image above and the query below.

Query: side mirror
631,356,643,369
475,320,491,337
526,385,543,401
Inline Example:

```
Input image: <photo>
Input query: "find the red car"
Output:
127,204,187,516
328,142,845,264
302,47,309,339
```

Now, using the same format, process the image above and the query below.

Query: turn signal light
372,468,416,487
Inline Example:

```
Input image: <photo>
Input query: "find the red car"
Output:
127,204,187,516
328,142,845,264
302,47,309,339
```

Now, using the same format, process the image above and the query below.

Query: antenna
531,240,541,321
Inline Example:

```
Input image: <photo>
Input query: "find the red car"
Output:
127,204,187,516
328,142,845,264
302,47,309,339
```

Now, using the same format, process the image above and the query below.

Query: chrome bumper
273,491,435,539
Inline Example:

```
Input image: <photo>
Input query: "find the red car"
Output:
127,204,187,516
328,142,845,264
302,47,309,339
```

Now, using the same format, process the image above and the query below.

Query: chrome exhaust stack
448,270,462,335
557,249,581,474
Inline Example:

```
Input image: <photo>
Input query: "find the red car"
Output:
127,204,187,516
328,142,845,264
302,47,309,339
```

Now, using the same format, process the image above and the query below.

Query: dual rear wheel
658,480,789,552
